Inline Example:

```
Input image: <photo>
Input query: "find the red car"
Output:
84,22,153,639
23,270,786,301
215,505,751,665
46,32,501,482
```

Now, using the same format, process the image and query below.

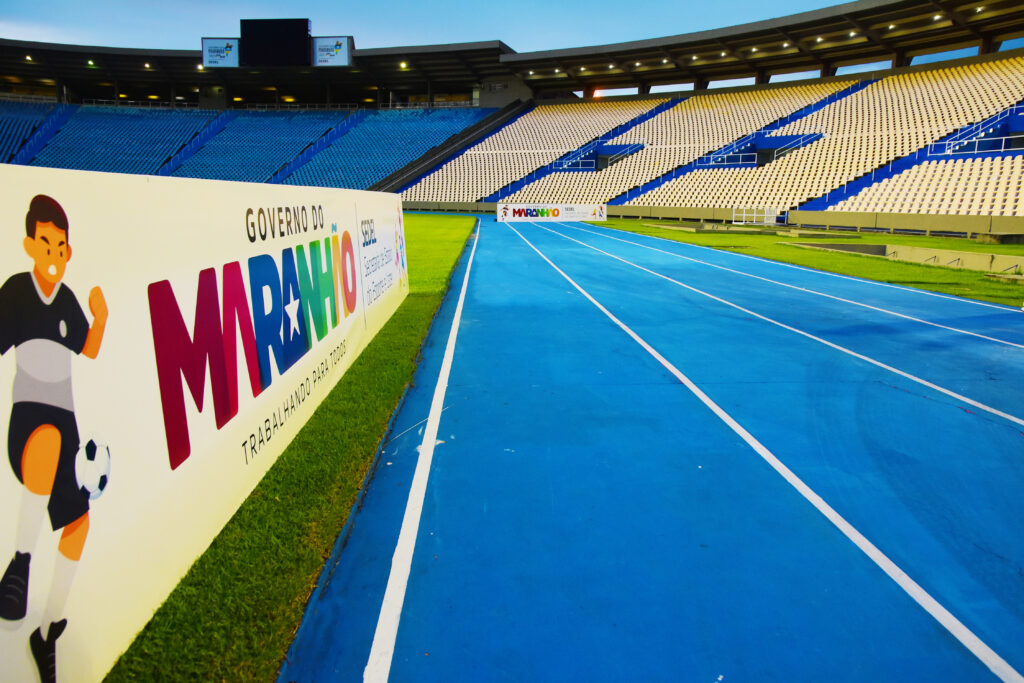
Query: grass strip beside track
597,219,1024,307
106,213,476,681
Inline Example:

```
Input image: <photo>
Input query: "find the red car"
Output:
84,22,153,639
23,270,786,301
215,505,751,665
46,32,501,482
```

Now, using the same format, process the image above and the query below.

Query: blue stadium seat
172,110,351,182
29,106,217,175
283,108,495,189
0,100,54,163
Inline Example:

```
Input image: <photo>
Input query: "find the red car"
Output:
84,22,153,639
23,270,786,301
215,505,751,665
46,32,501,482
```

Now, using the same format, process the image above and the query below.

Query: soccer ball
74,439,111,501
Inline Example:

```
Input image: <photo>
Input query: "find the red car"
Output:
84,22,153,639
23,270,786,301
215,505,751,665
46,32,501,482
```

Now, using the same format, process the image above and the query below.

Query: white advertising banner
0,165,408,681
202,37,239,67
497,203,607,222
313,36,353,67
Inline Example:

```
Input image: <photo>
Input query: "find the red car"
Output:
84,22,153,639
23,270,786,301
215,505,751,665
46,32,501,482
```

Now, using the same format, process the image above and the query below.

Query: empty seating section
506,83,848,204
0,101,52,163
633,57,1024,210
402,100,662,202
5,55,1024,219
284,108,494,189
832,155,1024,216
173,110,349,182
30,106,215,174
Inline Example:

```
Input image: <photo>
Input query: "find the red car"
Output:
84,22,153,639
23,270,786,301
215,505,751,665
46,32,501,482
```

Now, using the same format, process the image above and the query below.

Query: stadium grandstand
1,0,1024,219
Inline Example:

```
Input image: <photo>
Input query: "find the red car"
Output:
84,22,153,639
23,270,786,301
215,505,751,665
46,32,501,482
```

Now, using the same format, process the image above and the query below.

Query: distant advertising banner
313,36,353,67
498,203,607,222
202,37,239,67
0,165,408,681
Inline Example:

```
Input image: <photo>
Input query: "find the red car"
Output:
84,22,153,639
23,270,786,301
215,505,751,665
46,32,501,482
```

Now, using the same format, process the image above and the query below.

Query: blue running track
279,215,1024,682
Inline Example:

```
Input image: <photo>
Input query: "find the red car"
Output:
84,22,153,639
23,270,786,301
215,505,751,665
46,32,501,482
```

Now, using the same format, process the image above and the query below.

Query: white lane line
508,222,1024,683
533,223,1024,429
583,222,1018,313
559,223,1024,351
364,223,480,682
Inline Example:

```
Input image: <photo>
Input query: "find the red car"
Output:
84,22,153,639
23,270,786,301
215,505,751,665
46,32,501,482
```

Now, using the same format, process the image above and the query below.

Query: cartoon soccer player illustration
0,195,107,683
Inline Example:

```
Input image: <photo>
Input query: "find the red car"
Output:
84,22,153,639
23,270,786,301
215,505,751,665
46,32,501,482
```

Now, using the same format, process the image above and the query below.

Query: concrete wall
480,76,534,109
789,210,1024,236
400,202,1024,243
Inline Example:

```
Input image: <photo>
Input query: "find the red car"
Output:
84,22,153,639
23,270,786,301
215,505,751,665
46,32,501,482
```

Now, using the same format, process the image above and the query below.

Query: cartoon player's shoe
30,618,67,683
0,551,30,620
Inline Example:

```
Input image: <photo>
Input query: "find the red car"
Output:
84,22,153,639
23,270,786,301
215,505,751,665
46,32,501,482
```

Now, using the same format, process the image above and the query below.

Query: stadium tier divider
157,110,238,177
373,99,531,193
609,80,874,206
483,97,684,203
10,104,77,166
268,110,363,184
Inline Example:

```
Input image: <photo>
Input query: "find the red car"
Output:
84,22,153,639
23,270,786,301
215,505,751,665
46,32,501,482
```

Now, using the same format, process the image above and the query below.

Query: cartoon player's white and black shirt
1,271,91,530
1,271,89,408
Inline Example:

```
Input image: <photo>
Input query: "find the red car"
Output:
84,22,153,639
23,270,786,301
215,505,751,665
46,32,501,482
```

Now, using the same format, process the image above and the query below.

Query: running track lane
279,215,1024,682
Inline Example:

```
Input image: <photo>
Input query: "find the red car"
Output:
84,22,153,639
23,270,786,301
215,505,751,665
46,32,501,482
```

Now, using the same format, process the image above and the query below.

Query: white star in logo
284,296,301,338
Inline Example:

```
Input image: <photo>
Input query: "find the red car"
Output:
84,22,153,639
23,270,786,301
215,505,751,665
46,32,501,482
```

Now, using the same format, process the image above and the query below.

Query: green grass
594,219,1024,307
106,212,476,681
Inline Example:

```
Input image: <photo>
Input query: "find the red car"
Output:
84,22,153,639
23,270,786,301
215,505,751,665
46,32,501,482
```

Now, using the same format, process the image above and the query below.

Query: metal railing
82,98,202,109
0,93,57,104
928,134,1024,156
77,98,479,112
771,132,823,160
731,206,783,225
697,152,757,166
938,103,1024,146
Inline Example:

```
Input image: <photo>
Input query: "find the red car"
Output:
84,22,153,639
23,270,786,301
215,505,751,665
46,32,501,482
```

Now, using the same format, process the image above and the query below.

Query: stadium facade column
694,77,709,91
639,83,651,95
892,49,910,68
981,35,1002,54
821,63,837,78
755,70,769,85
584,86,596,98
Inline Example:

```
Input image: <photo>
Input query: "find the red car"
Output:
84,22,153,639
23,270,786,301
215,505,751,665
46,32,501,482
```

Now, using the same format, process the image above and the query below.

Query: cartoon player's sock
0,550,31,620
16,490,47,554
30,618,67,683
41,553,77,630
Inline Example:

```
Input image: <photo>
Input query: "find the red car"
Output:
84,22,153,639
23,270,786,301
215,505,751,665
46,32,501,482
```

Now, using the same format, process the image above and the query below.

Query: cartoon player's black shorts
8,401,89,530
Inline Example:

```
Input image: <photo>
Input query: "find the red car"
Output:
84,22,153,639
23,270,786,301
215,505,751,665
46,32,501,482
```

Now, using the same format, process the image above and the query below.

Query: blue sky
1,0,844,53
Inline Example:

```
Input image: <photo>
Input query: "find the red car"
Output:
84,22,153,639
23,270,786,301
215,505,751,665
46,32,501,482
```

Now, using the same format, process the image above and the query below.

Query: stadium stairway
798,96,1024,211
9,104,78,165
156,109,238,177
482,97,684,203
268,110,363,184
373,99,532,193
609,79,876,205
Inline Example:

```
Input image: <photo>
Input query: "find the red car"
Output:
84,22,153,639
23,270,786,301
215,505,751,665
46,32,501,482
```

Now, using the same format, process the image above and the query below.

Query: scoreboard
202,19,353,68
240,19,310,67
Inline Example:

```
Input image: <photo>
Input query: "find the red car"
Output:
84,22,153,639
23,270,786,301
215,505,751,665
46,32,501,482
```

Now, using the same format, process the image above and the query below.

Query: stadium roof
1,0,1022,104
0,38,516,105
506,0,1024,92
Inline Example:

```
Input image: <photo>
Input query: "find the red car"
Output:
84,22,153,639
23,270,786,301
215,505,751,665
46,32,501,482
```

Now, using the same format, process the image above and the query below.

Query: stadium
1,0,1024,680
